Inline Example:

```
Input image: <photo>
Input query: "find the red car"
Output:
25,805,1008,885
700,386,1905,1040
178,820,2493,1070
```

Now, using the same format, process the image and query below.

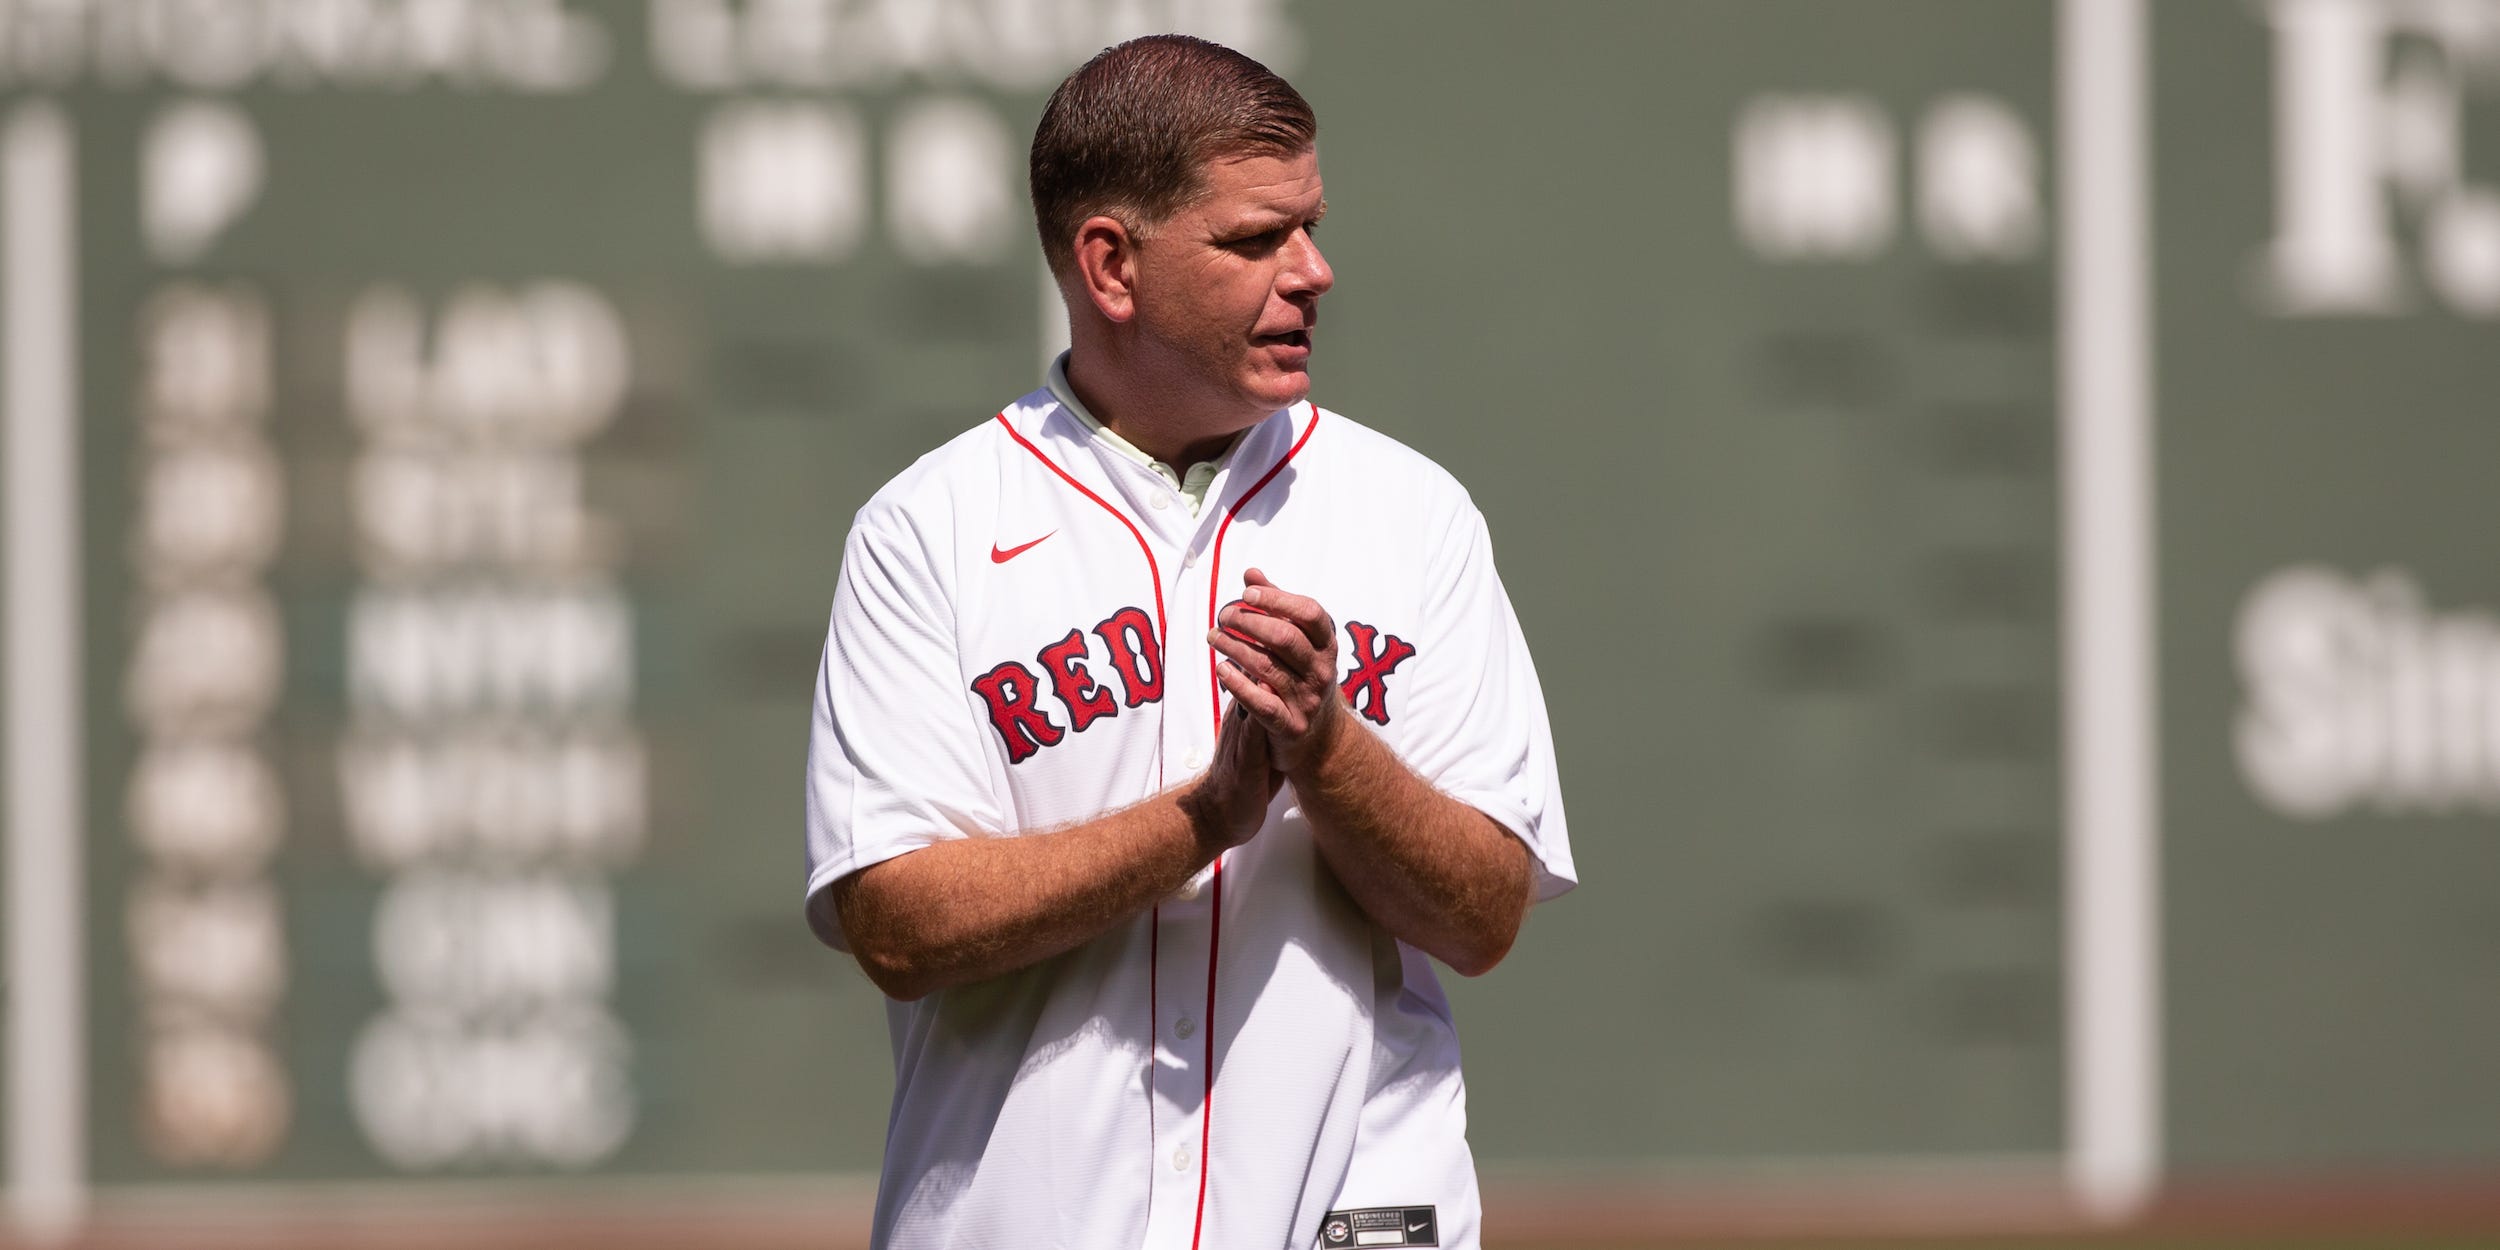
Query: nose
1282,227,1333,302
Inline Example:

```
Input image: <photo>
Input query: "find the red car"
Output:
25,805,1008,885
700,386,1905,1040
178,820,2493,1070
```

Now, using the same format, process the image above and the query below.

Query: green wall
0,0,2490,1195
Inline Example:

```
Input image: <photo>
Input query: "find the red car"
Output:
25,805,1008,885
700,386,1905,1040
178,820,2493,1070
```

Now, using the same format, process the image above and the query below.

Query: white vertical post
3,99,86,1246
2058,0,2160,1224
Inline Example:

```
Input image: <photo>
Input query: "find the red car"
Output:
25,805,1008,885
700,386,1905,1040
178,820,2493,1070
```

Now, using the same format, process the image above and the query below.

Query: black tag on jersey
1317,1205,1437,1248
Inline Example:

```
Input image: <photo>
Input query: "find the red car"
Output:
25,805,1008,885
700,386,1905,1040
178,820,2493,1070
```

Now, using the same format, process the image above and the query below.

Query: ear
1072,214,1141,324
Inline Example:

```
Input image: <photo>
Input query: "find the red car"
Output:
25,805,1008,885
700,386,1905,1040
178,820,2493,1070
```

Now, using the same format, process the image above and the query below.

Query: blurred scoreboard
1355,0,2070,1168
0,0,2496,1216
1,0,1296,1186
2155,0,2500,1173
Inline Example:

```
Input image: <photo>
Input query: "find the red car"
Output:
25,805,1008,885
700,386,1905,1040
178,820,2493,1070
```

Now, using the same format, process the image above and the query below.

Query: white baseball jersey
804,385,1574,1250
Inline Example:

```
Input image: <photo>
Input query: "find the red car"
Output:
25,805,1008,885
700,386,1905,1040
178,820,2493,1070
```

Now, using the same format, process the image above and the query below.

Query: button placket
1143,902,1210,1248
1143,478,1220,1245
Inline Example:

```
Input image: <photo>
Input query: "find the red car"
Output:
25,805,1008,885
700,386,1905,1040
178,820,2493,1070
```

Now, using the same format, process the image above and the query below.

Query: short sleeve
1388,498,1576,902
803,507,1005,949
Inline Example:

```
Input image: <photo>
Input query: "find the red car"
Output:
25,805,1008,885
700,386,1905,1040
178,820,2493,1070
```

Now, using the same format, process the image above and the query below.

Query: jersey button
1171,878,1201,902
1173,1015,1195,1040
1172,1146,1194,1171
1181,747,1208,772
1149,493,1170,511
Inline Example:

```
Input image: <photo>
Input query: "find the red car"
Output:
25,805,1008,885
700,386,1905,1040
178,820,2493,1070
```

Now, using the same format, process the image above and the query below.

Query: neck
1063,334,1262,469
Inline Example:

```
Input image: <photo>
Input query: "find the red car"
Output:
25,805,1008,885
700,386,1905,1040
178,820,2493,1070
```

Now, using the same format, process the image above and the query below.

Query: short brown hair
1029,35,1317,277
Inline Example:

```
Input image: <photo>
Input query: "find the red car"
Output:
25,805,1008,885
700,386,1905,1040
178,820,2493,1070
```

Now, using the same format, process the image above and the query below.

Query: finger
1217,692,1253,742
1226,695,1274,770
1220,703,1281,798
1221,662,1308,740
1205,628,1287,689
1215,658,1289,722
1216,606,1321,675
1224,590,1275,617
1214,696,1263,766
1214,596,1278,655
1214,598,1276,651
1240,572,1334,650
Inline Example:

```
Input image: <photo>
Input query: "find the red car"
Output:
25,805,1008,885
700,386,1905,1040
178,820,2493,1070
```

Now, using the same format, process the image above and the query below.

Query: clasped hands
1185,567,1347,848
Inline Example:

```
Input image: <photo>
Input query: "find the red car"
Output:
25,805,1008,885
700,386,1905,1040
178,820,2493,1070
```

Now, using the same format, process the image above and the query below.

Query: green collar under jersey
1046,351,1238,519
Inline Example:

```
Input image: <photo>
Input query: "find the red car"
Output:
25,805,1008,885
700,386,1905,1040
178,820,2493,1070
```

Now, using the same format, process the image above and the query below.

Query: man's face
1128,147,1332,423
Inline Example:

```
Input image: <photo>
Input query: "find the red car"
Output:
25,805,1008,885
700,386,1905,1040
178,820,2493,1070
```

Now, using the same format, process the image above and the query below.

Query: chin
1242,372,1312,415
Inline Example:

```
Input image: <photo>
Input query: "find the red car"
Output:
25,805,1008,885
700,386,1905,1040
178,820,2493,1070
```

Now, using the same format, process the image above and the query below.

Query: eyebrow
1237,200,1325,230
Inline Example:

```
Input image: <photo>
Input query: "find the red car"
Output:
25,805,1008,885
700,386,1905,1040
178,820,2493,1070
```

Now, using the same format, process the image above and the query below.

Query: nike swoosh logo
990,532,1054,563
1409,1223,1428,1232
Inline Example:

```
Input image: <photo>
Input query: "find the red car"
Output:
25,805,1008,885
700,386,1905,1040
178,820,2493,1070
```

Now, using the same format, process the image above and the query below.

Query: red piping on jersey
994,408,1177,1185
993,402,1321,1249
1148,904,1160,1157
992,412,1168,664
1205,404,1322,733
1190,401,1320,1250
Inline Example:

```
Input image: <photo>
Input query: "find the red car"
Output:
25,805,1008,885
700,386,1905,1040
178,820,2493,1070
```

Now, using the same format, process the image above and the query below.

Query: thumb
1237,708,1282,794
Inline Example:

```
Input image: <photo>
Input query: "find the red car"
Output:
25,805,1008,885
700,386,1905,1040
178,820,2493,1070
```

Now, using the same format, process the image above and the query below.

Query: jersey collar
1046,351,1243,519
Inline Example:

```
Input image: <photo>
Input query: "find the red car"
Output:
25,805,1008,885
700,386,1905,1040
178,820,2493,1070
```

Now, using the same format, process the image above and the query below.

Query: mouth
1253,329,1311,350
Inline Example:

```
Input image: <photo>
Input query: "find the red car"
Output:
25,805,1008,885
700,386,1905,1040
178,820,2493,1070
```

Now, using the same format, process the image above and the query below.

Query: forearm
829,788,1225,1001
1291,716,1534,977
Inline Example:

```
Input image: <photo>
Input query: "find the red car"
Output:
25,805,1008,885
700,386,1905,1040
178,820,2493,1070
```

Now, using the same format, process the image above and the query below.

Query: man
803,34,1574,1250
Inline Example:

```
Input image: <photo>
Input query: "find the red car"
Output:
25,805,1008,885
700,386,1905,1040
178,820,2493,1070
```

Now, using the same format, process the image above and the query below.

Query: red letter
1092,606,1164,708
971,660,1063,764
1039,628,1116,733
1339,621,1417,726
